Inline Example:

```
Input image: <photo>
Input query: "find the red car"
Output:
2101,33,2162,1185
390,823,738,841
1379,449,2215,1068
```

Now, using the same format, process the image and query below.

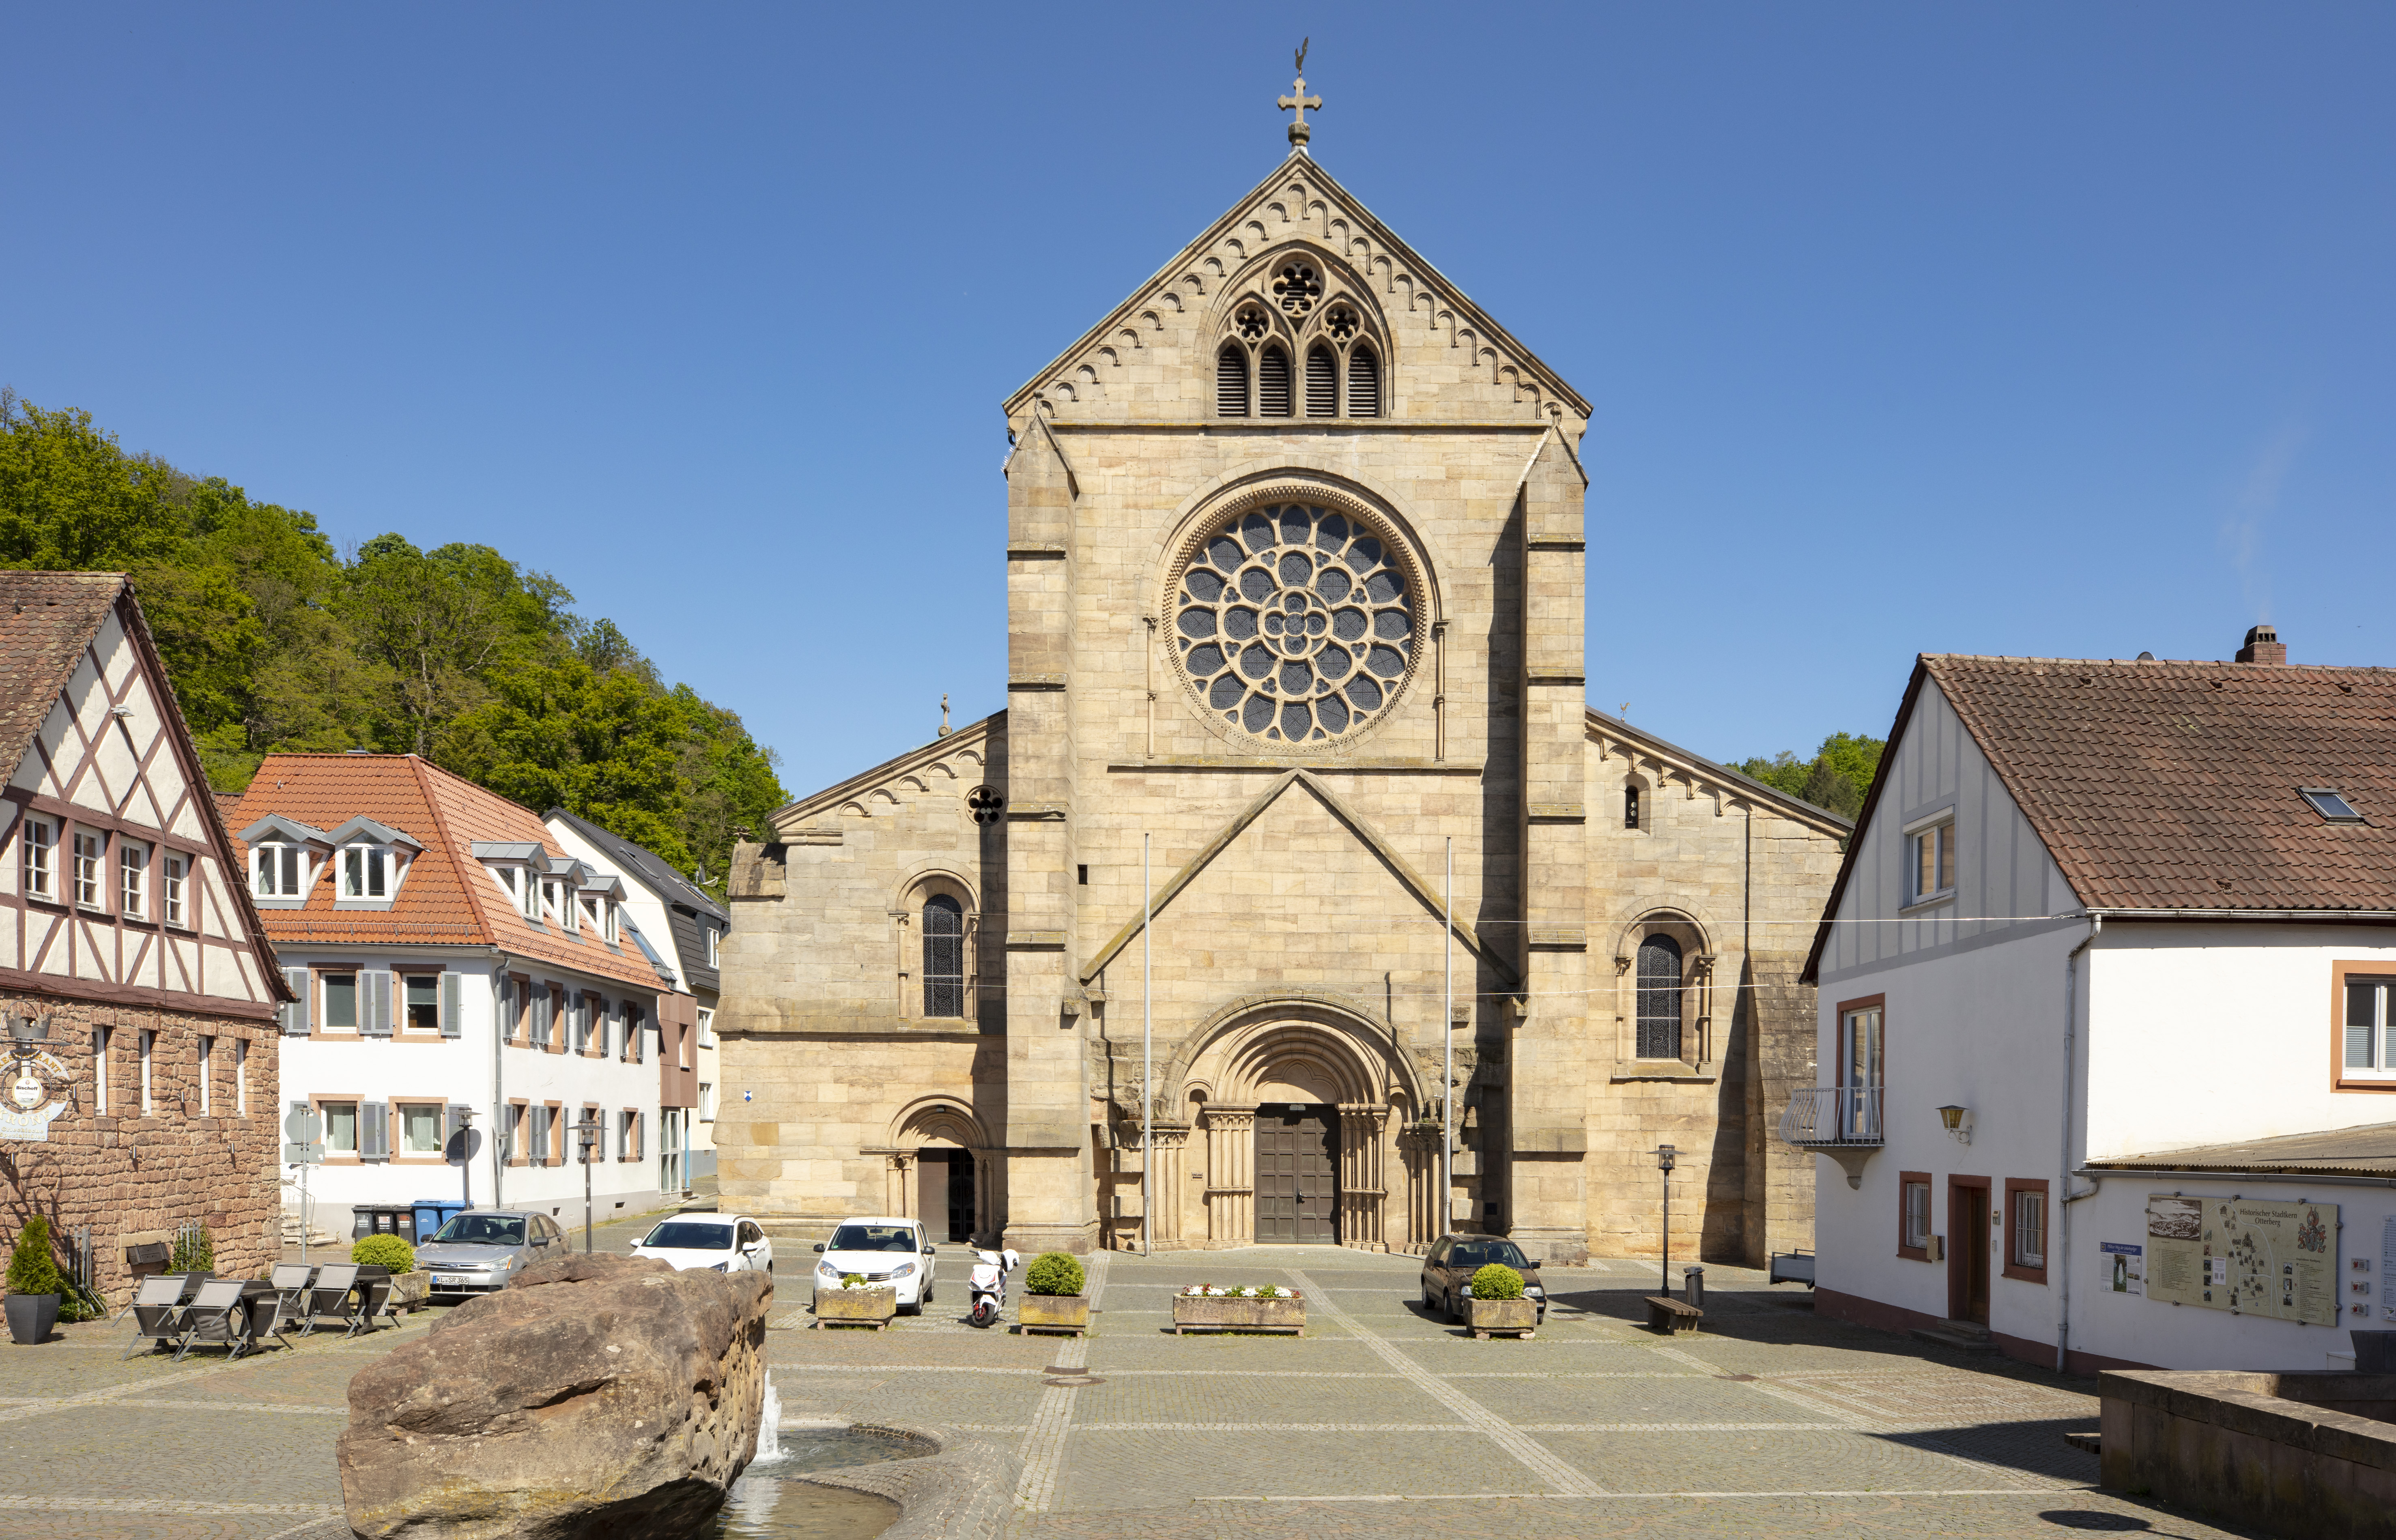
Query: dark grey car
417,1210,570,1298
1418,1233,1546,1323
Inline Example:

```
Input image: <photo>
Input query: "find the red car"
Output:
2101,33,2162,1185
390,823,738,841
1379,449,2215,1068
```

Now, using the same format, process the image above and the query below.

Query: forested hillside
1734,732,1885,820
0,392,782,896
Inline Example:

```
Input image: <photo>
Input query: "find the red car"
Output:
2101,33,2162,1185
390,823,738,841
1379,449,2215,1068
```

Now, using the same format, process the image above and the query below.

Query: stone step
1911,1318,1999,1353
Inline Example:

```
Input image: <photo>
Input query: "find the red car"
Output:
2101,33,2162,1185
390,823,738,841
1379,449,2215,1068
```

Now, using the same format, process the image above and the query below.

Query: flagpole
1142,832,1153,1256
1442,836,1453,1240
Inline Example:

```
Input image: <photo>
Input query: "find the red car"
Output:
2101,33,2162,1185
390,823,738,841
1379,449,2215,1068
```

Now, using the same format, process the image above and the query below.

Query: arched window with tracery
923,896,965,1018
1258,346,1293,417
1346,345,1380,417
1635,934,1684,1059
1305,345,1338,417
1216,344,1250,418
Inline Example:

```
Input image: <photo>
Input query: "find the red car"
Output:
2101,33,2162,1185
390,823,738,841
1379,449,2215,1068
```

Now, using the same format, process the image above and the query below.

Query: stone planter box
1172,1294,1305,1335
1466,1298,1538,1339
387,1271,431,1313
1019,1293,1089,1337
813,1285,898,1330
2100,1369,2396,1540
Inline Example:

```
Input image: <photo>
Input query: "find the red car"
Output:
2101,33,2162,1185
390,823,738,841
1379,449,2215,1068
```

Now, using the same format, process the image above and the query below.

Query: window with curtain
1635,934,1684,1059
923,895,966,1018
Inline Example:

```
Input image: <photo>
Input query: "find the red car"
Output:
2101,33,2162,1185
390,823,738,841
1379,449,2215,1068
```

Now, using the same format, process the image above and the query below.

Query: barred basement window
1216,345,1250,417
1347,345,1380,417
1305,345,1338,417
1258,346,1293,417
1635,934,1684,1059
923,895,966,1018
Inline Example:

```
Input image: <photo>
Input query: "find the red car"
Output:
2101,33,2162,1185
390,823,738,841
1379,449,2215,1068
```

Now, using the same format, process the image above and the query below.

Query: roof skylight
2301,788,2365,823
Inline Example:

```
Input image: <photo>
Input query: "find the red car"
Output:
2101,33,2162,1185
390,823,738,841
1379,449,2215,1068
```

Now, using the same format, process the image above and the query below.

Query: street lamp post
1655,1143,1677,1297
574,1115,601,1253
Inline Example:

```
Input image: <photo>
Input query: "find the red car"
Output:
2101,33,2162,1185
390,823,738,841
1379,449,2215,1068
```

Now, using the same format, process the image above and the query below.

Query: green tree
1735,732,1885,820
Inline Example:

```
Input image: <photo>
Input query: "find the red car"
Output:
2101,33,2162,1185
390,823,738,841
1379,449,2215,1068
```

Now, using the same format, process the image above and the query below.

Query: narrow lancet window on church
1626,785,1641,829
923,896,966,1018
1347,346,1380,417
1216,345,1250,417
1305,345,1338,416
1258,346,1293,417
1636,934,1683,1059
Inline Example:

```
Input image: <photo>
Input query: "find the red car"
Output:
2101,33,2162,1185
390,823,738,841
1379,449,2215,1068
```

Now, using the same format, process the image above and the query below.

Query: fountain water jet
753,1371,783,1464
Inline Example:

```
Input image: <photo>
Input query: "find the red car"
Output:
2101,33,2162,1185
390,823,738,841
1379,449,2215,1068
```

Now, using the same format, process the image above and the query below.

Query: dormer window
323,817,419,908
543,876,567,927
342,846,389,900
253,844,305,898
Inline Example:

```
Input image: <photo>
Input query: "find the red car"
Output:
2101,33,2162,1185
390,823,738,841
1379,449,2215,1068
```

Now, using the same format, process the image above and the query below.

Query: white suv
813,1216,937,1313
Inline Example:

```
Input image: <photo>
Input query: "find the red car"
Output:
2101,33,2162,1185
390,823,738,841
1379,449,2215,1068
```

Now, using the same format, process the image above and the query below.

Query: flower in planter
1254,1284,1284,1299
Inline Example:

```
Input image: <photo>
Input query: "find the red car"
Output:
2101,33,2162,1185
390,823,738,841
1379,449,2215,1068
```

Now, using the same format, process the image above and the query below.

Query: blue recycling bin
413,1199,469,1242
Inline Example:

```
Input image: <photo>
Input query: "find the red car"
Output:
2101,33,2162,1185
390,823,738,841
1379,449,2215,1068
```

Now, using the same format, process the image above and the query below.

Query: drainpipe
2056,913,2101,1374
491,952,512,1210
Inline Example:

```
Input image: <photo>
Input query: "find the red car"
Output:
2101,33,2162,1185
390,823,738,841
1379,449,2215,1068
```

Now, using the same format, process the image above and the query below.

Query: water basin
710,1426,929,1540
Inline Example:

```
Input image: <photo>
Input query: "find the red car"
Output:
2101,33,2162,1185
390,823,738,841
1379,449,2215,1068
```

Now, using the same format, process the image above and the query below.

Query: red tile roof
231,753,667,990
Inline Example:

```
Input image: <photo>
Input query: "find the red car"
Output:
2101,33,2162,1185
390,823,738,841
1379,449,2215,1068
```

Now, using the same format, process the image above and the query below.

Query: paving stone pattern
0,1242,2270,1539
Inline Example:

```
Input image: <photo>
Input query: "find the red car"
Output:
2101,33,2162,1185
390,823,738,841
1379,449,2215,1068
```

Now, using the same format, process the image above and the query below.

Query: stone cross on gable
1278,39,1321,150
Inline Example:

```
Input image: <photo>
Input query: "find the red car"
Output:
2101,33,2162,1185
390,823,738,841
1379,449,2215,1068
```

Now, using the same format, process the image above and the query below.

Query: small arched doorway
916,1147,976,1243
890,1099,990,1245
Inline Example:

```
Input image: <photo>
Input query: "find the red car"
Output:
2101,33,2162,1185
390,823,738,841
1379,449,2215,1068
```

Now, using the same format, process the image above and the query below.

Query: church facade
716,133,1848,1264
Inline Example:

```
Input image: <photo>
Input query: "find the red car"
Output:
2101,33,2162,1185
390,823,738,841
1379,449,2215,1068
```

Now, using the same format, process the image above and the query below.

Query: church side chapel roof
1587,710,1854,837
768,711,997,835
232,753,668,988
1003,151,1592,431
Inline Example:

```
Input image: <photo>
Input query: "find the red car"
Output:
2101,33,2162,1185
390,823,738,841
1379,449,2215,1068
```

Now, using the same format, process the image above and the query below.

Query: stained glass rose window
1173,503,1414,744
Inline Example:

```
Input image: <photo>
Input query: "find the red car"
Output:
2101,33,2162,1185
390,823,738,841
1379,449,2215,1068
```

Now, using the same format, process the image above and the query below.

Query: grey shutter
573,995,588,1054
280,967,311,1035
361,1101,389,1161
440,972,462,1039
535,986,552,1047
361,970,393,1038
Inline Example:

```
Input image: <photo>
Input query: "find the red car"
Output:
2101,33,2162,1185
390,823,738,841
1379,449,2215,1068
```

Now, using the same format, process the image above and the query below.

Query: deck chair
118,1274,195,1359
257,1263,315,1341
169,1279,254,1362
296,1263,360,1338
348,1267,395,1338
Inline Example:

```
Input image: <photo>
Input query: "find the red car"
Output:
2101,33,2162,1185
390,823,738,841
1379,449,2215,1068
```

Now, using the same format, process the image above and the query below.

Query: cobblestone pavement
0,1240,2273,1539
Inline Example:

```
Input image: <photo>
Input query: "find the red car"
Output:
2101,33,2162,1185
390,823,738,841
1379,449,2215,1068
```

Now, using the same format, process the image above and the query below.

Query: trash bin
1682,1265,1705,1311
413,1200,469,1242
351,1207,416,1242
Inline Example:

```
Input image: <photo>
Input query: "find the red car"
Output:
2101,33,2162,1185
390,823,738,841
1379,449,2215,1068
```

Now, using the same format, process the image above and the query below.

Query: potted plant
6,1216,65,1345
1017,1252,1089,1336
353,1234,427,1312
1463,1262,1538,1339
813,1272,899,1330
1171,1282,1306,1335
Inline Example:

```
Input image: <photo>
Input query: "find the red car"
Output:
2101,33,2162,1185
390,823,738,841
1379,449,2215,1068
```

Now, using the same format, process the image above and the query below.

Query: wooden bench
1645,1295,1704,1335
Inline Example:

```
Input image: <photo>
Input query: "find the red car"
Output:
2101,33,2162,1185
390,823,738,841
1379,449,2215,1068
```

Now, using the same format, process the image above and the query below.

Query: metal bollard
1682,1265,1705,1310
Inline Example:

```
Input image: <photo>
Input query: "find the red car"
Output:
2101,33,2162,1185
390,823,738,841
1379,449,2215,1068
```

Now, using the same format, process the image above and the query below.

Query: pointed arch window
1635,934,1684,1059
1258,346,1293,417
1304,345,1338,417
923,895,966,1018
1346,345,1380,417
1216,344,1250,418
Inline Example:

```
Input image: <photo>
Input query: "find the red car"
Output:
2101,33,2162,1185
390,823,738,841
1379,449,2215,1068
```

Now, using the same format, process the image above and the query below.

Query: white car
813,1216,938,1313
631,1214,775,1275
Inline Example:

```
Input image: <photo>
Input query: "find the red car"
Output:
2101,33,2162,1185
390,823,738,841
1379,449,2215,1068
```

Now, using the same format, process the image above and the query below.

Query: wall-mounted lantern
1936,1105,1971,1146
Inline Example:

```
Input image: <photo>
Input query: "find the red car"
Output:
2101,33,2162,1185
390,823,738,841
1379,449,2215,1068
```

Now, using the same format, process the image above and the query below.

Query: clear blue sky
6,5,2390,796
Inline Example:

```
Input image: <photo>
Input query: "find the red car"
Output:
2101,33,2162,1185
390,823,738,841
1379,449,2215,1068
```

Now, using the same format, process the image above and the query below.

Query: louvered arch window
1215,345,1250,418
1635,934,1684,1059
1346,345,1381,417
1257,346,1293,417
922,895,966,1018
1305,345,1338,417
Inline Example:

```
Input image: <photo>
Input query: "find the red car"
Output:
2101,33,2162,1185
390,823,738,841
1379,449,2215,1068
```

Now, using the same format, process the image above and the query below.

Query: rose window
1273,263,1322,316
1173,503,1413,743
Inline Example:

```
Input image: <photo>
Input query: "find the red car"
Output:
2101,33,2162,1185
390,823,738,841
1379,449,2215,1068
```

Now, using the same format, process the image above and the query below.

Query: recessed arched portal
887,1098,992,1245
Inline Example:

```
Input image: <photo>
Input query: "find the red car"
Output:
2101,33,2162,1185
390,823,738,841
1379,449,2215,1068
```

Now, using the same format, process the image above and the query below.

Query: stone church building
718,118,1848,1263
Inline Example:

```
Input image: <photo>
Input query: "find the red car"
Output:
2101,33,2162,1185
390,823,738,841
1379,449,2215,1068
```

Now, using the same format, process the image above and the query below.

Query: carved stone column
1398,1123,1440,1249
1337,1102,1389,1250
1150,1122,1189,1246
886,1152,916,1218
1204,1106,1255,1246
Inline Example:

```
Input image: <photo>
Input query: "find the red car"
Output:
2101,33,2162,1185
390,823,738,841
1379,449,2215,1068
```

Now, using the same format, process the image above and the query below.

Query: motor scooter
966,1247,1020,1328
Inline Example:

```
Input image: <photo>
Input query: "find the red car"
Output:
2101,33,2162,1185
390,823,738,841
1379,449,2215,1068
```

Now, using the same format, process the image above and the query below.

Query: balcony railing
1779,1085,1884,1147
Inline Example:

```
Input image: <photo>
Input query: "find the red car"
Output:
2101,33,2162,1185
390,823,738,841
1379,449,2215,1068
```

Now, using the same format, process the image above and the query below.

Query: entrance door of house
1950,1178,1992,1324
1254,1105,1338,1244
915,1150,977,1243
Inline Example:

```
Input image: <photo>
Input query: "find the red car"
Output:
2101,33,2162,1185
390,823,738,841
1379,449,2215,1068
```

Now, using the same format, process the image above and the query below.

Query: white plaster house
230,753,687,1242
545,806,724,1191
1792,626,2396,1373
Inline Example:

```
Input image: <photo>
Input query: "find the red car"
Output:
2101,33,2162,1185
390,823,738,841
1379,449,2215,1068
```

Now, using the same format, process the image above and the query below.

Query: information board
2144,1194,2337,1325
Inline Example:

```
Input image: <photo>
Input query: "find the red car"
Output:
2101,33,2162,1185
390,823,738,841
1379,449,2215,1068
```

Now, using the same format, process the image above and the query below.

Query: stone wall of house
0,988,280,1304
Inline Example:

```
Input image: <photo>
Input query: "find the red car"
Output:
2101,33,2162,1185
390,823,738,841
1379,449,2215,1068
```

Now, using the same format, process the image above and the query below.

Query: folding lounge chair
258,1263,315,1342
347,1267,396,1338
169,1279,254,1362
297,1263,360,1338
118,1274,194,1360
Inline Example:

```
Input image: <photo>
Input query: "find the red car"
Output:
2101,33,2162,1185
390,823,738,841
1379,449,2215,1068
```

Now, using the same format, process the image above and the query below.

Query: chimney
2235,624,2286,665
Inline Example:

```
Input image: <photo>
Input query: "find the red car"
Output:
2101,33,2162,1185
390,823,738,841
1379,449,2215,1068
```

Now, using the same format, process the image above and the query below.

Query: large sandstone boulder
338,1252,773,1540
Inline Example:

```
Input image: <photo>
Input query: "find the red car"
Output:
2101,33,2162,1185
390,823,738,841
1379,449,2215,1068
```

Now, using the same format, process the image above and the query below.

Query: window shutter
532,986,549,1046
445,1103,471,1160
1258,346,1291,417
280,967,312,1036
1304,345,1337,416
440,972,462,1039
1215,346,1249,417
633,1015,645,1064
530,1104,546,1166
362,970,393,1037
361,1101,389,1161
1346,346,1380,417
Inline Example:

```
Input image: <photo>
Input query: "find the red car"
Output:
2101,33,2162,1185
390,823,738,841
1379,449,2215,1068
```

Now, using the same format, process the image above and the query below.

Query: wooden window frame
1898,1169,1932,1261
391,1098,450,1164
2332,960,2396,1093
314,1092,364,1162
2003,1177,2050,1284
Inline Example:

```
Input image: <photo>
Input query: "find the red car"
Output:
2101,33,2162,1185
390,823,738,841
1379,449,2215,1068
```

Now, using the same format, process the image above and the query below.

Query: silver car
418,1209,570,1298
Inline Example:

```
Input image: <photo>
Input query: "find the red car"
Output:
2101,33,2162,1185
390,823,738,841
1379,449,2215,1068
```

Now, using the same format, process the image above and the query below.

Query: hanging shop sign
2144,1194,2337,1326
0,1050,74,1142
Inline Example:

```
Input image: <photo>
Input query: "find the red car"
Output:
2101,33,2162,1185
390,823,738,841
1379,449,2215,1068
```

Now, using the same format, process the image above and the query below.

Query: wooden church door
1254,1106,1339,1244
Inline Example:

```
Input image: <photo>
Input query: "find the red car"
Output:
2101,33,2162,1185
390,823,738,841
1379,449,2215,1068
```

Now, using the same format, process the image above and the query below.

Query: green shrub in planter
1469,1262,1525,1301
1024,1252,1086,1297
352,1234,415,1273
5,1218,62,1297
167,1226,213,1275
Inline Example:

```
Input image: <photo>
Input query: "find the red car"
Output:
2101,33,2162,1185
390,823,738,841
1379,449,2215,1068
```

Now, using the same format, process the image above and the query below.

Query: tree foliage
1734,731,1886,820
0,393,783,898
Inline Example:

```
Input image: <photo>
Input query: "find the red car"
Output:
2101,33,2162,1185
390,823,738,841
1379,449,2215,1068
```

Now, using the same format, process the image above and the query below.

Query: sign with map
2145,1194,2337,1325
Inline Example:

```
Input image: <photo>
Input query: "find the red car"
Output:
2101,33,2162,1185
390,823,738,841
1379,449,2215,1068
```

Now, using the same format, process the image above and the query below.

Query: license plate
434,1275,467,1287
